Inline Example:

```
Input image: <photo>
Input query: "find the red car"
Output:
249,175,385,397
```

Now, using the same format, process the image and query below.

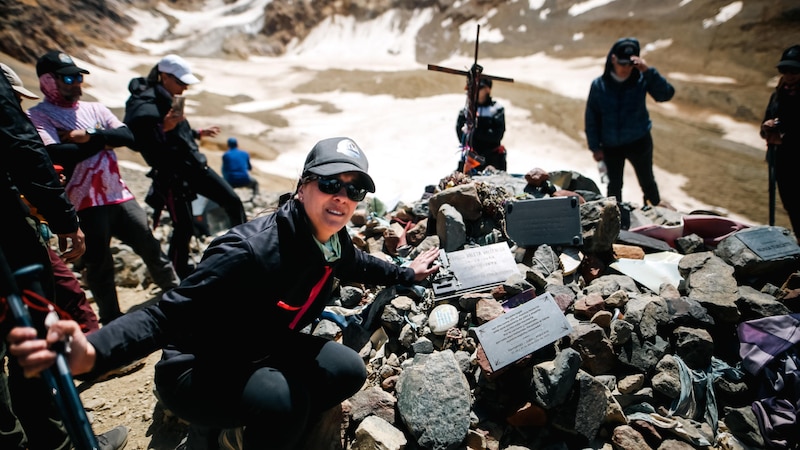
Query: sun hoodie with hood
584,37,675,152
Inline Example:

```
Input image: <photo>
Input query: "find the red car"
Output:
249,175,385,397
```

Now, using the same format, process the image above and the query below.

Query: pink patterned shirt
28,101,135,211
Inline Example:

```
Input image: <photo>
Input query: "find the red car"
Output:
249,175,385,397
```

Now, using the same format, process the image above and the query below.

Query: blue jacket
222,147,252,186
585,38,675,151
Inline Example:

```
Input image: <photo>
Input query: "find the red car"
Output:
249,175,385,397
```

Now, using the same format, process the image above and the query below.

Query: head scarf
39,73,78,108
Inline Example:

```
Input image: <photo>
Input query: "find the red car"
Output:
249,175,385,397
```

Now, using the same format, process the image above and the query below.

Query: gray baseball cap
302,137,375,192
1,63,39,99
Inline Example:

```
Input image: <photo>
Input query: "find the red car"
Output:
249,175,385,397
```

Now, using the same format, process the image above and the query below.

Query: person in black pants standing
761,44,800,243
585,37,675,207
124,54,246,278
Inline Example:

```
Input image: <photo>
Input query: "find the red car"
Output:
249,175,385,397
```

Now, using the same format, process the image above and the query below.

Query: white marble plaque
473,292,572,372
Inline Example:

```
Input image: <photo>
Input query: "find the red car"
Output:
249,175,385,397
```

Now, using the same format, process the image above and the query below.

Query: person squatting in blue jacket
585,37,675,207
8,137,442,450
222,137,259,201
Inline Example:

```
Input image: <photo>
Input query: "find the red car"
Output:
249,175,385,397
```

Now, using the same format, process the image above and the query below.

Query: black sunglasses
167,73,188,87
304,175,367,202
779,66,800,75
58,74,83,85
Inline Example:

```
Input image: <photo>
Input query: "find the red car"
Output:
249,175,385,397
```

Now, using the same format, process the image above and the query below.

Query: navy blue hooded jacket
584,37,675,152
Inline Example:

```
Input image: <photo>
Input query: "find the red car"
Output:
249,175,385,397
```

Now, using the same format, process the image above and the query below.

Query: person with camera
8,136,442,450
27,50,180,326
760,44,800,242
584,37,675,208
124,54,246,279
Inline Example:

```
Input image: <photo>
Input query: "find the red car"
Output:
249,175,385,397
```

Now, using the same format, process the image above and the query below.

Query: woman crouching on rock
9,136,441,449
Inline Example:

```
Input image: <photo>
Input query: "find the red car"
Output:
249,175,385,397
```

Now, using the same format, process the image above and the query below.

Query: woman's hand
7,321,96,378
409,246,441,281
198,126,221,138
57,228,86,263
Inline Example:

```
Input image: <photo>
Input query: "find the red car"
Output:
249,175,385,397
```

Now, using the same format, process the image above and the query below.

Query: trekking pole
767,144,777,226
0,250,99,450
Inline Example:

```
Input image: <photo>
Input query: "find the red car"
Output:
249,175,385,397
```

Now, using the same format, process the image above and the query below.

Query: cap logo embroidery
58,53,74,64
336,139,361,158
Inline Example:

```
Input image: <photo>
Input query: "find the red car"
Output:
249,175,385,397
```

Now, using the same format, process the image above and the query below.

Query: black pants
79,200,179,324
166,168,246,279
154,334,366,450
603,132,660,206
775,143,800,238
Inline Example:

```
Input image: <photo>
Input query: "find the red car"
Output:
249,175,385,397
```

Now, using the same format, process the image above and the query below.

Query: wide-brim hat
302,137,376,192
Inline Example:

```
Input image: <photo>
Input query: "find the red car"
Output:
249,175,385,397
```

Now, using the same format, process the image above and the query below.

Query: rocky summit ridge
1,0,798,124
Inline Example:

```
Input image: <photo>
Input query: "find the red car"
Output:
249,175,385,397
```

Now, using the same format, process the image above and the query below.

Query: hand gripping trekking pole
0,250,99,450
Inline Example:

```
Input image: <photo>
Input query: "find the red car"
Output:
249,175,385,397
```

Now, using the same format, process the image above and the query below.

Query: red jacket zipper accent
287,266,332,330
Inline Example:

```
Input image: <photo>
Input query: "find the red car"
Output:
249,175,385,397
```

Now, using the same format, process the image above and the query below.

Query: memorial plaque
431,242,519,297
504,196,583,248
474,291,572,372
736,227,800,261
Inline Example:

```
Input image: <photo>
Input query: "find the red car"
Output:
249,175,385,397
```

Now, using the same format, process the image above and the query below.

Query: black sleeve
0,77,78,235
45,141,105,168
94,125,135,149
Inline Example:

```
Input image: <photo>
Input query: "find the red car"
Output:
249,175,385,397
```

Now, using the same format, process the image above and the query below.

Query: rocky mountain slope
2,0,798,125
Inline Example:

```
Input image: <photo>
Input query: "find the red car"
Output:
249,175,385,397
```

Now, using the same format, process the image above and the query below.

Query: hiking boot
96,425,129,450
93,358,146,382
218,427,244,450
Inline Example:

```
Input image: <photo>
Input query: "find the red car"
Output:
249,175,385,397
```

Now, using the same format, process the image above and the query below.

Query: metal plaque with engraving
474,291,573,372
504,196,583,248
431,242,519,297
736,227,800,261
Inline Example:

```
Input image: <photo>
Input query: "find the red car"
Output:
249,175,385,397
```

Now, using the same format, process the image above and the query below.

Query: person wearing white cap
8,137,442,450
124,54,246,279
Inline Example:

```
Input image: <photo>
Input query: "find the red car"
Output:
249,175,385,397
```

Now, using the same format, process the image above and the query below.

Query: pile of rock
113,165,800,449
311,168,799,450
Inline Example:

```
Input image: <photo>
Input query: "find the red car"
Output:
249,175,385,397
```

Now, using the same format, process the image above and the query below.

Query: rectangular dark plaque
504,196,583,248
735,227,800,260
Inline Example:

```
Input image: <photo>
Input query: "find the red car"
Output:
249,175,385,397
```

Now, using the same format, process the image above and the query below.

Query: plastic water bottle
597,160,609,184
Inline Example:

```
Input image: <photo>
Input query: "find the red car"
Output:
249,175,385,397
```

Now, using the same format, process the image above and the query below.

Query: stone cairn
111,166,800,450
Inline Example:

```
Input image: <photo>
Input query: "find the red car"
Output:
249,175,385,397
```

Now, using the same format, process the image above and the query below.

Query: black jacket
1,74,79,322
0,76,78,237
123,77,208,177
86,199,416,376
456,97,506,154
